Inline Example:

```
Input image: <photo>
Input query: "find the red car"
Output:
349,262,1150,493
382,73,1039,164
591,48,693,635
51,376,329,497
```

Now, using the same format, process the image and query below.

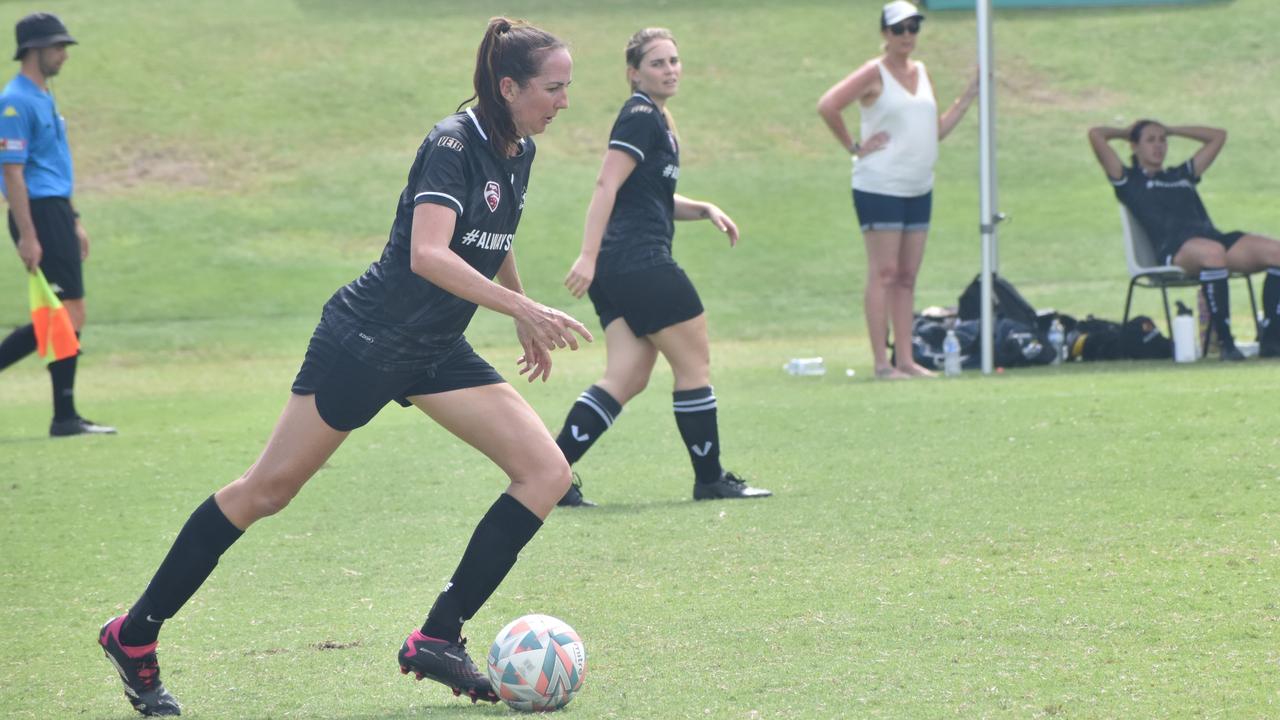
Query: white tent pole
976,0,999,375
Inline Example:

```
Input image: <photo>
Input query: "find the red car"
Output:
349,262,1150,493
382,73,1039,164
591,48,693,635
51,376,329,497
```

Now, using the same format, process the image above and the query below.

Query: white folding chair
1119,204,1259,354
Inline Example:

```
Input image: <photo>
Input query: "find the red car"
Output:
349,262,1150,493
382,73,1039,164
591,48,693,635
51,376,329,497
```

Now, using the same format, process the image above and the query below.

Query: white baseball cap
881,1,925,27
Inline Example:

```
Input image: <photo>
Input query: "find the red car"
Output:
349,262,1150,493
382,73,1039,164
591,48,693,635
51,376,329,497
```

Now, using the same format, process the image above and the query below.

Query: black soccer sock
120,495,244,647
422,493,542,641
47,353,78,422
673,386,723,484
0,324,36,370
1263,268,1280,339
554,385,622,465
1199,268,1235,346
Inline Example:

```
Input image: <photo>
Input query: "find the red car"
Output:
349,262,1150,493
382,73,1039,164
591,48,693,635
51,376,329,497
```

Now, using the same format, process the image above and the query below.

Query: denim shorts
852,189,932,233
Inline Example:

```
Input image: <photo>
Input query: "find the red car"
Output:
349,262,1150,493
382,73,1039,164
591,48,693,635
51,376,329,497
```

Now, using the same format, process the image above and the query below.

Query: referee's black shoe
51,415,117,437
557,472,597,507
693,471,772,500
398,630,498,704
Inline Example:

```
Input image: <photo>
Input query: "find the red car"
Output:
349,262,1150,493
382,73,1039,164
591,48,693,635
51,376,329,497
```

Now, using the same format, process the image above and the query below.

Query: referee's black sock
0,323,36,370
1263,268,1280,340
47,352,78,422
673,386,723,484
1199,268,1235,346
120,495,244,647
423,493,542,642
554,385,622,465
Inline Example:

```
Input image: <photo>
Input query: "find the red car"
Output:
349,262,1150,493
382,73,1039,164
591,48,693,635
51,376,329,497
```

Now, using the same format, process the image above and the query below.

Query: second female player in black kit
95,18,591,716
553,28,770,507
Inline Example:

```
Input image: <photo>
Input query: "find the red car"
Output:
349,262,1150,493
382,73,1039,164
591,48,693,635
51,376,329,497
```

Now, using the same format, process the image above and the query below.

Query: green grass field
2,1,1278,718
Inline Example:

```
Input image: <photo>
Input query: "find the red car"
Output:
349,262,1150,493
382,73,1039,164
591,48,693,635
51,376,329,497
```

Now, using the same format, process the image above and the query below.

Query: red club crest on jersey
484,181,501,212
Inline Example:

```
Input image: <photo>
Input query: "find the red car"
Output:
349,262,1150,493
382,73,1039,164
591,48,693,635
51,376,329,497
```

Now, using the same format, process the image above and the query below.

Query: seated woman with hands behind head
1088,120,1280,359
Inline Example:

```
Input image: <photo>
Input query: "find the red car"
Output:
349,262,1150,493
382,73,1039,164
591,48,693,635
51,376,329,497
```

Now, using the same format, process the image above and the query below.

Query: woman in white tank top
817,1,977,380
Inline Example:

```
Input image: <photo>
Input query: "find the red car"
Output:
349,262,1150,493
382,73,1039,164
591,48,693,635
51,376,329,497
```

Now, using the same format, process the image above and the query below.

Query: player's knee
240,473,302,519
619,375,648,401
514,452,572,496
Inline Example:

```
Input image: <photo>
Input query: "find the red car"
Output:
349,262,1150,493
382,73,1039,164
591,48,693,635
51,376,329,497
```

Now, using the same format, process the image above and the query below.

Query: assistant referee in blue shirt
0,12,114,437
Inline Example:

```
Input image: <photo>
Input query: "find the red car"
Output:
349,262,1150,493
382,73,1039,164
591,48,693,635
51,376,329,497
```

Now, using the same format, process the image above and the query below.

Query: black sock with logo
1263,268,1280,340
1199,268,1234,345
673,386,722,484
0,324,36,370
554,385,621,465
120,496,244,646
422,493,542,642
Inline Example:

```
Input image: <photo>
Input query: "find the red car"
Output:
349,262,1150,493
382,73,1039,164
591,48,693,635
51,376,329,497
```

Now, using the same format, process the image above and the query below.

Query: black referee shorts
8,197,82,299
588,263,704,337
291,320,504,432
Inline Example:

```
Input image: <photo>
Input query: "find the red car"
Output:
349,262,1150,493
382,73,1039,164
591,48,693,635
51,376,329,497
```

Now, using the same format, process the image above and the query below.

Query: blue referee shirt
0,73,73,199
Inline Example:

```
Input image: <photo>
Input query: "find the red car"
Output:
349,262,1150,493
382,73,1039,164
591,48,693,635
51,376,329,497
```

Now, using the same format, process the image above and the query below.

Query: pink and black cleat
398,630,498,704
98,615,181,716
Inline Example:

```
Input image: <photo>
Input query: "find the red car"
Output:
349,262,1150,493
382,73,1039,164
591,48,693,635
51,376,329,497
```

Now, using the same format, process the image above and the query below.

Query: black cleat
398,630,498,704
693,471,772,501
51,416,117,437
98,616,181,717
557,472,597,507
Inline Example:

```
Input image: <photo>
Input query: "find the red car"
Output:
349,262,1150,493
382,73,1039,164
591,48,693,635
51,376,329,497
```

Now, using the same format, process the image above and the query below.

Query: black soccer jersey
324,108,534,371
1112,158,1218,254
595,92,680,277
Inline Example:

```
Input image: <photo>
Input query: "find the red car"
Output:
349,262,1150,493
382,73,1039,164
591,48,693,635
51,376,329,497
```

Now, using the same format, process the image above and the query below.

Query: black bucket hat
13,12,76,61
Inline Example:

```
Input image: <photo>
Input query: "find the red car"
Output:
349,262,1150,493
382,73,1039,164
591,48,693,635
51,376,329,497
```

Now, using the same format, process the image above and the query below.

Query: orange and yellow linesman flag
28,269,78,363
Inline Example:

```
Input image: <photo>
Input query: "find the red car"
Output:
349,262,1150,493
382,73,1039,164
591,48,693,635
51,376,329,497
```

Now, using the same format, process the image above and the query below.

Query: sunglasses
889,19,922,35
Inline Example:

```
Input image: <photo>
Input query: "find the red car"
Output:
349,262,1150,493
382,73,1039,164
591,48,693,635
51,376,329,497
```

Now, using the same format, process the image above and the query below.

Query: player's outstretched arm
410,203,591,378
673,194,738,247
495,250,591,382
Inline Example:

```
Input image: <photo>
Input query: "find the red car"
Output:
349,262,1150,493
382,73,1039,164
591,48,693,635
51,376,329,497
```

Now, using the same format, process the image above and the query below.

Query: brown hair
458,17,565,156
624,28,679,141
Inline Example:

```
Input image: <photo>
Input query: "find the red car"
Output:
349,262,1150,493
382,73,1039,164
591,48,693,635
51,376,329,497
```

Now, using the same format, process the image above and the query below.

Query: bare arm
817,61,882,155
2,163,40,271
409,203,590,379
564,149,637,299
937,70,979,141
1087,125,1128,181
673,193,738,247
1168,125,1227,177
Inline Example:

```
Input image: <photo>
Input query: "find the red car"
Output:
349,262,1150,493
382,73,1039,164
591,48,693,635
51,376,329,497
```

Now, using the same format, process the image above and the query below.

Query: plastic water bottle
1048,318,1065,365
1173,300,1197,363
942,330,961,377
783,357,826,376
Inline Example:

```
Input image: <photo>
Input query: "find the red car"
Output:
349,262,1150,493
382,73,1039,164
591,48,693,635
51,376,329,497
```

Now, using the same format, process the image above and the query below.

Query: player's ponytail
461,17,565,157
624,28,680,143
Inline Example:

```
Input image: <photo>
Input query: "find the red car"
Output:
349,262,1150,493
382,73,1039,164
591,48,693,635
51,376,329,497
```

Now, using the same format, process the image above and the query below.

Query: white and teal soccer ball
486,614,586,712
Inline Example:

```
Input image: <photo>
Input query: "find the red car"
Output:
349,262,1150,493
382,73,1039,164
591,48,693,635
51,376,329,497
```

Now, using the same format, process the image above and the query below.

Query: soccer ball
486,614,586,712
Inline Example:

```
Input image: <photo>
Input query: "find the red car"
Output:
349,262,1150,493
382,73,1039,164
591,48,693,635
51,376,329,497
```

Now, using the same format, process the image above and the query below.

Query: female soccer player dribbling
96,18,589,716
552,28,770,507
